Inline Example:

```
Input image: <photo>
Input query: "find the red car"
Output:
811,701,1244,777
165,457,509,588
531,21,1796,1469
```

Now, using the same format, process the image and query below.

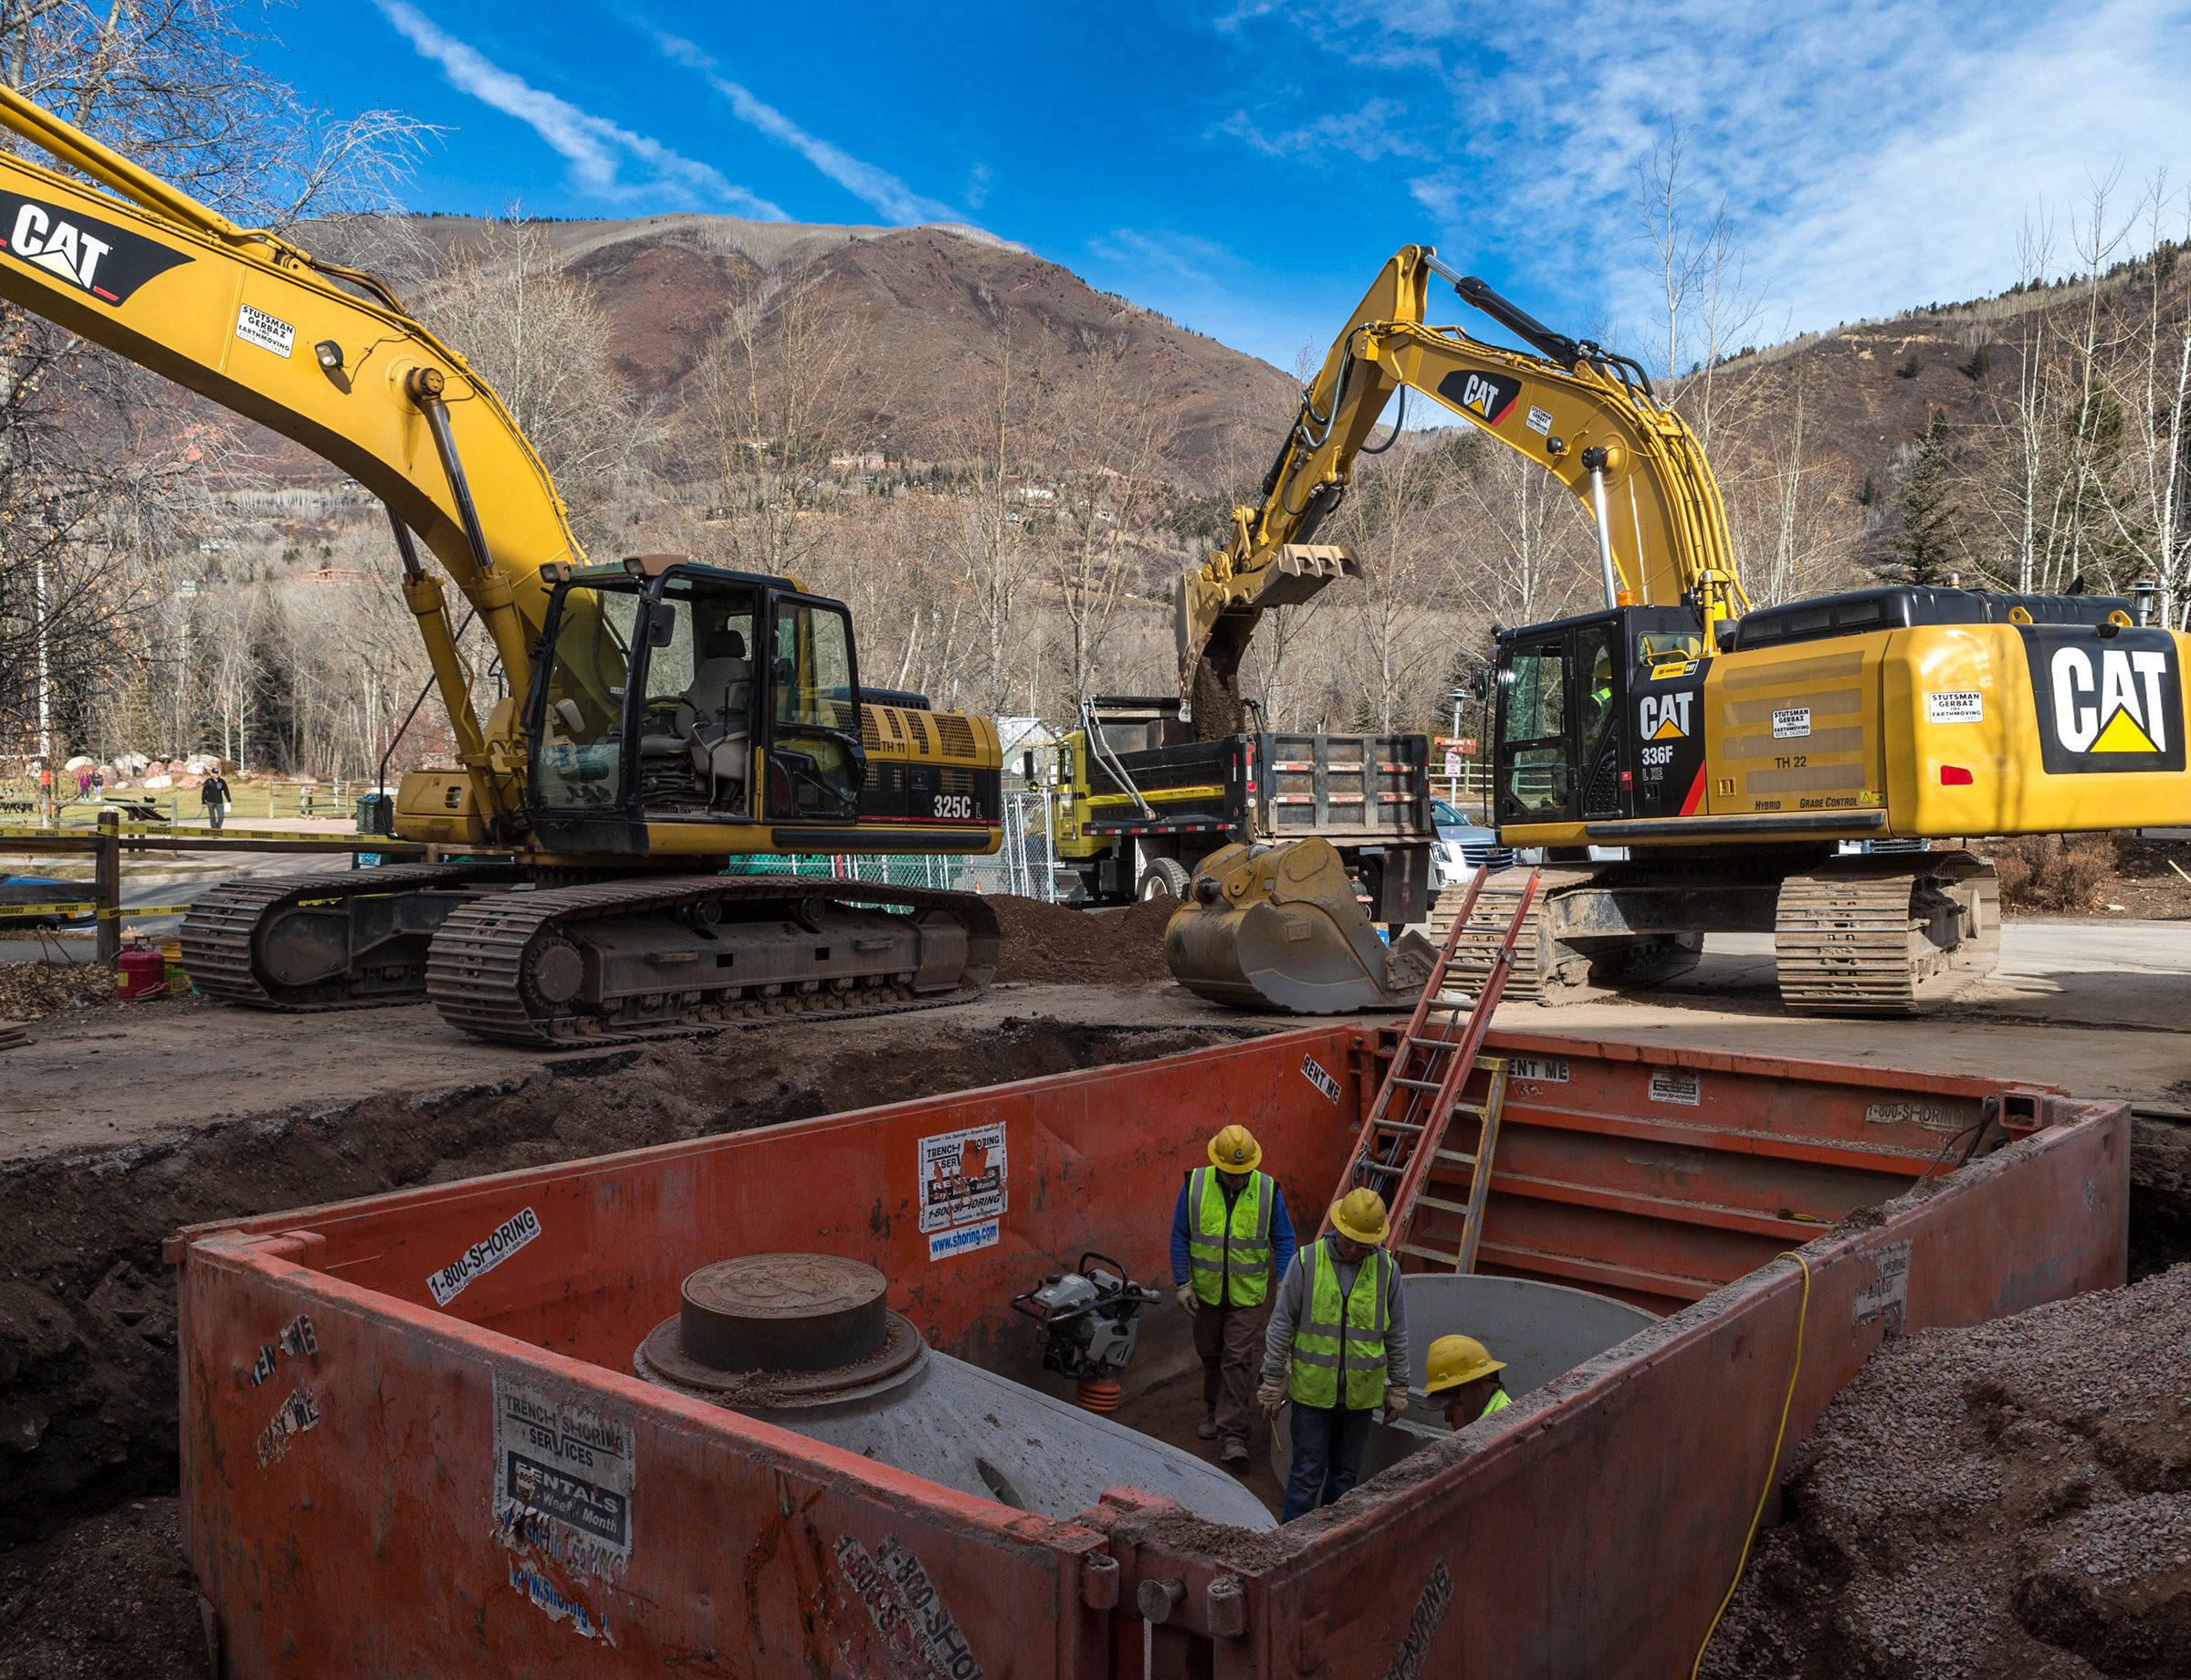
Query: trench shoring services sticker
493,1373,634,1578
917,1120,1007,1259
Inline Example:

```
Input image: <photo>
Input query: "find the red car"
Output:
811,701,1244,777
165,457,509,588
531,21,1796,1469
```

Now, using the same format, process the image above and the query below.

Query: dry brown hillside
365,213,1298,488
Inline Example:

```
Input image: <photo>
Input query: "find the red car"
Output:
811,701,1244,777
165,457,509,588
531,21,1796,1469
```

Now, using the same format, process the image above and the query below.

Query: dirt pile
1702,1264,2191,1679
991,894,1176,987
0,1499,205,1680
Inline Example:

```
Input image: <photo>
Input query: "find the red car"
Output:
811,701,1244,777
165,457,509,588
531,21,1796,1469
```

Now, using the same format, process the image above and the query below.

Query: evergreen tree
1875,411,1964,586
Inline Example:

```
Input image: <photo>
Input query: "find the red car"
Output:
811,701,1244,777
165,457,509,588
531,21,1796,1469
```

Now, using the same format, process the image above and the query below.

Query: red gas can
115,942,167,1001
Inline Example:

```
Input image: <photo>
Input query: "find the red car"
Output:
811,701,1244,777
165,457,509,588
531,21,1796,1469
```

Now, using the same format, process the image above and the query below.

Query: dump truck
1040,696,1435,926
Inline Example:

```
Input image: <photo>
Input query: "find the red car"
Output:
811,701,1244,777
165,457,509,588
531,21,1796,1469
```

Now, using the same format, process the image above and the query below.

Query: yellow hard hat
1329,1187,1389,1244
1208,1124,1262,1172
1423,1334,1506,1395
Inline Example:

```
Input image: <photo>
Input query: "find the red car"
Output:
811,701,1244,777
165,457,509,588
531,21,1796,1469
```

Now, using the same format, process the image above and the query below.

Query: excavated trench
6,1017,2191,1678
0,1013,1253,1678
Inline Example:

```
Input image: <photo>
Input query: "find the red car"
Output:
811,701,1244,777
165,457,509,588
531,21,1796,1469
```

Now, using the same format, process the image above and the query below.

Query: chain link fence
724,790,1064,902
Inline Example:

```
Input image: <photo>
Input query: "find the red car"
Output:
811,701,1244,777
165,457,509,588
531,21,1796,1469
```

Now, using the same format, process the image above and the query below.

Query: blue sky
262,0,2191,374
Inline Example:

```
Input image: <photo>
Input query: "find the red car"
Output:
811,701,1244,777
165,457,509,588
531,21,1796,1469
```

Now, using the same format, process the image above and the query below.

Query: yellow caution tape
0,902,194,919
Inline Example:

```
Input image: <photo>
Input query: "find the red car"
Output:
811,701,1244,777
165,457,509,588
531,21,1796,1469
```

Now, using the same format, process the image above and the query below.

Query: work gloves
1255,1376,1286,1416
1175,1283,1199,1316
1381,1386,1410,1424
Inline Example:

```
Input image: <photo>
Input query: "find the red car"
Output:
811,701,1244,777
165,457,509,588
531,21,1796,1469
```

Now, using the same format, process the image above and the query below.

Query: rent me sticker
917,1120,1007,1250
427,1205,540,1306
1301,1053,1342,1103
493,1374,634,1577
1506,1055,1569,1084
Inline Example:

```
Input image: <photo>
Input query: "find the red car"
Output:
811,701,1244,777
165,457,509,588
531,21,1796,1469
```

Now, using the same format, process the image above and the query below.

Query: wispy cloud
965,163,993,212
1216,0,2191,349
372,1,785,216
1087,228,1232,284
655,31,959,226
1215,97,1431,164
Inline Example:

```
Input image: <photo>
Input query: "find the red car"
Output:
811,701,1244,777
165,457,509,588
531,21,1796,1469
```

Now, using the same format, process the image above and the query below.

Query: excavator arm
0,86,584,824
1179,244,1745,736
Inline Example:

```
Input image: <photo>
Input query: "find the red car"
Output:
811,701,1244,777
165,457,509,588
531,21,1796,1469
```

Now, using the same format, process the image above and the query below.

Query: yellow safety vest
1482,1388,1511,1418
1187,1168,1274,1307
1287,1239,1389,1411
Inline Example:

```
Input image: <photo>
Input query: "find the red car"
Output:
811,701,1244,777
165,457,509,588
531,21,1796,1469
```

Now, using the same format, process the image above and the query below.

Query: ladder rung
1392,1076,1445,1092
1399,1241,1464,1266
1433,1149,1478,1169
1416,1192,1472,1215
1355,1160,1402,1177
1373,1118,1426,1134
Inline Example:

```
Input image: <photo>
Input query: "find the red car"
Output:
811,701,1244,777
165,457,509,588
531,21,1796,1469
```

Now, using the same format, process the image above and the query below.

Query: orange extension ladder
1322,865,1542,1271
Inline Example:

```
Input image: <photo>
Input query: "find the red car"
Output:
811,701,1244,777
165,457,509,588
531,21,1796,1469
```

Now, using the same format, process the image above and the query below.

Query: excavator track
1431,866,1698,1003
181,863,521,1011
425,876,1002,1045
1774,851,1998,1014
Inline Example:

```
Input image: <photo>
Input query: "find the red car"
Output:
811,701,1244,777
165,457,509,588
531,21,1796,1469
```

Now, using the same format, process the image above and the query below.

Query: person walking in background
202,770,232,830
76,766,91,802
89,767,103,801
1258,1188,1410,1521
1171,1123,1296,1468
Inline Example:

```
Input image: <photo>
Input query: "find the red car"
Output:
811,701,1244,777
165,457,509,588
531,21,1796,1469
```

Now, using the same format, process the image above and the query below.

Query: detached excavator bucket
1164,838,1436,1013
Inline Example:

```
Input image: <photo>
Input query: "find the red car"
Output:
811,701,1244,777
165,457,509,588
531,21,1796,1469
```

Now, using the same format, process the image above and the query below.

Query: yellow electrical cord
1690,1250,1811,1679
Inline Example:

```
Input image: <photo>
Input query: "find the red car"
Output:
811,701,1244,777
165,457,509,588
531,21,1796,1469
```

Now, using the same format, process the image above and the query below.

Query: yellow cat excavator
1171,244,2191,1013
0,88,1001,1043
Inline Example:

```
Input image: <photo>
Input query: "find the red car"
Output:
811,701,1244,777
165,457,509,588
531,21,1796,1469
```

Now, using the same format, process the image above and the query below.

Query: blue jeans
1281,1402,1375,1521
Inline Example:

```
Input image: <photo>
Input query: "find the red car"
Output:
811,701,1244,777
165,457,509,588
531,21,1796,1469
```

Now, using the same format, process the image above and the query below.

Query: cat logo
1639,690,1693,740
0,191,193,306
1436,368,1522,427
2021,627,2186,774
2052,645,2167,752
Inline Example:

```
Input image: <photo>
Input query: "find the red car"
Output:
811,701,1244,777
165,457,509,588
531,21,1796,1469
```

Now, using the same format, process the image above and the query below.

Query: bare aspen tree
932,320,1048,714
1044,327,1169,700
689,262,859,581
0,0,430,761
1331,437,1462,731
2102,176,2191,622
417,219,650,552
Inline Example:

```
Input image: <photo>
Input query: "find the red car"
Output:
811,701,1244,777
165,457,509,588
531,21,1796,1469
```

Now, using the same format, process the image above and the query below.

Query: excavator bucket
1164,838,1437,1013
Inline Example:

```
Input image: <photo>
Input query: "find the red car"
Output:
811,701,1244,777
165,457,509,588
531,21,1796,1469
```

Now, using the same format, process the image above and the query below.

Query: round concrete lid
679,1252,890,1372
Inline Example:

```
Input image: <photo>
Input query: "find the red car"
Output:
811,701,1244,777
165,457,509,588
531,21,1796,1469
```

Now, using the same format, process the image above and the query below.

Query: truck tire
1137,857,1191,900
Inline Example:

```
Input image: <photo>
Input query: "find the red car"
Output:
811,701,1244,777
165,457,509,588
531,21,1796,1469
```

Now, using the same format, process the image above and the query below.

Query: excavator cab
1493,606,1706,843
527,558,866,853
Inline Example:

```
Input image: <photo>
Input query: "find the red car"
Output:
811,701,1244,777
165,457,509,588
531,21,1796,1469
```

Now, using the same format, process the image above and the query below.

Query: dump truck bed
173,1026,2126,1678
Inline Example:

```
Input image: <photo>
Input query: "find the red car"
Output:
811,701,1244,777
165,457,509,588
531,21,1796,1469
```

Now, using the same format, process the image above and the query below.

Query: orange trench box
172,1024,2129,1678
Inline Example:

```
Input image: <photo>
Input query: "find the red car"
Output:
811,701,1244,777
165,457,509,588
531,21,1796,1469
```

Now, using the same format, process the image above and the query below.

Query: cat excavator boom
1176,243,1745,737
1173,243,2191,1016
0,85,1003,1043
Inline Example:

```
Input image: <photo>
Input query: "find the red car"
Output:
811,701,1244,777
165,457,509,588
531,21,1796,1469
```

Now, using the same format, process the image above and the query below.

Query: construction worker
1170,1123,1296,1467
1256,1187,1409,1521
1422,1334,1512,1429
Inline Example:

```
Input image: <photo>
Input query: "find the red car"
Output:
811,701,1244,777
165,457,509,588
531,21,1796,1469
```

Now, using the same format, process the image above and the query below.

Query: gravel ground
1701,1263,2191,1678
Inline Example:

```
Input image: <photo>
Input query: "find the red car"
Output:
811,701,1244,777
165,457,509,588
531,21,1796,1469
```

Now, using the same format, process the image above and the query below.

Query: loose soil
0,1499,205,1680
991,893,1175,986
1700,1263,2191,1679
